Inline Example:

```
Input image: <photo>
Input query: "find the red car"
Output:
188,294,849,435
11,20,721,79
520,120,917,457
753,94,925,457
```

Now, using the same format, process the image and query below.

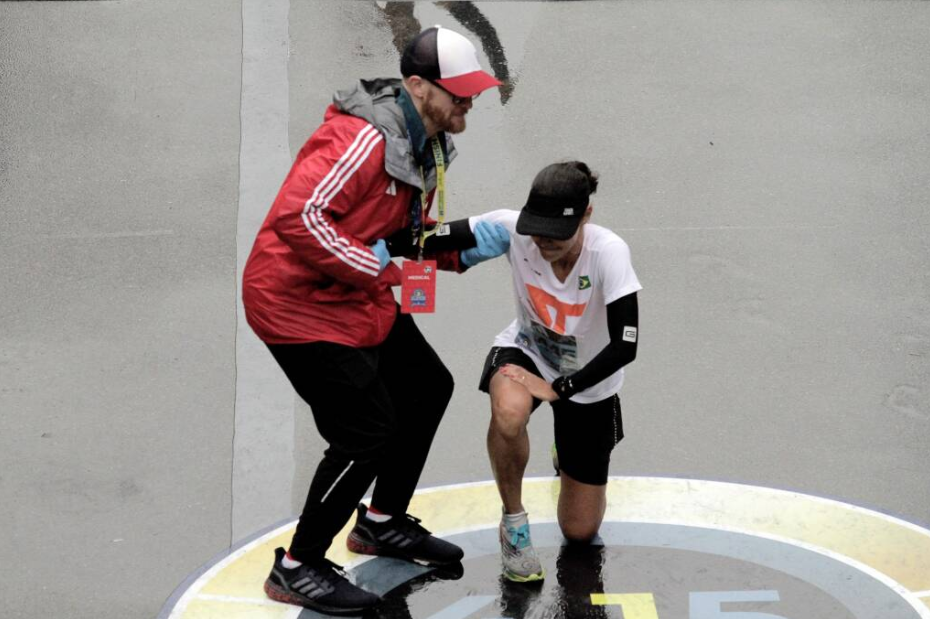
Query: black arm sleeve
383,218,477,258
552,292,638,399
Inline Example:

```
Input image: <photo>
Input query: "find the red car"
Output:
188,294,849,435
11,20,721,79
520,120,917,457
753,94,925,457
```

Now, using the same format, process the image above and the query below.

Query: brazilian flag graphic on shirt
578,276,591,290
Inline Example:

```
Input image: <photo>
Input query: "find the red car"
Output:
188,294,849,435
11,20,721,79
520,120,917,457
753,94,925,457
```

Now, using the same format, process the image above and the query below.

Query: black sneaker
264,547,380,615
346,503,464,566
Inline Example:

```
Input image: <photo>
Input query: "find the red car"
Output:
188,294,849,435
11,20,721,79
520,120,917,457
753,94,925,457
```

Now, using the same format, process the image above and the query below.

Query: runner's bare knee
490,384,532,440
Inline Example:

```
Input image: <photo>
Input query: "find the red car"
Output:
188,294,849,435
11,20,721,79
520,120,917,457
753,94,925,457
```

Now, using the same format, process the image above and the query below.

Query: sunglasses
427,79,479,106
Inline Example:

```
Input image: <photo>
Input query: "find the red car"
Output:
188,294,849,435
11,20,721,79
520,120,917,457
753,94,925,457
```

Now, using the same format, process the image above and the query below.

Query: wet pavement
361,532,873,619
157,479,930,618
2,1,930,618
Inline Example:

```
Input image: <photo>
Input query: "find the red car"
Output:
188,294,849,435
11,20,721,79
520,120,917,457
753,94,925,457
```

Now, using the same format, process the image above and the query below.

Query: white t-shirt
469,210,642,403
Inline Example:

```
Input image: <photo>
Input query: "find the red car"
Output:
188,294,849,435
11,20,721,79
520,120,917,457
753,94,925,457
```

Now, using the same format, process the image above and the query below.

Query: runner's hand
461,222,510,267
369,239,391,273
499,364,558,402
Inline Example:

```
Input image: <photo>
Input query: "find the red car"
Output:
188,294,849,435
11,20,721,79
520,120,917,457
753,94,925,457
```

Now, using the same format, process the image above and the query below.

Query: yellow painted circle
159,477,930,618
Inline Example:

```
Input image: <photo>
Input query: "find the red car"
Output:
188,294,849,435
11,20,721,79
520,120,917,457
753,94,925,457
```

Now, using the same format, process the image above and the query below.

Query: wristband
552,375,578,400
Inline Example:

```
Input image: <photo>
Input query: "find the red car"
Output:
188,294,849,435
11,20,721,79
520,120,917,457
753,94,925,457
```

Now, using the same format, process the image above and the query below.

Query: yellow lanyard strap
417,137,446,257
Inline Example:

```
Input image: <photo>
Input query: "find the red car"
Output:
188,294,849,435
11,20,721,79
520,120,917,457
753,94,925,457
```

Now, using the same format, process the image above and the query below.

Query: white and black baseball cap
401,26,502,98
516,163,596,240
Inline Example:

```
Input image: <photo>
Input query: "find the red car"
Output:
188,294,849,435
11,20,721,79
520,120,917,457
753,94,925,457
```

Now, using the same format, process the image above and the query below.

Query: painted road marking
404,522,921,618
424,595,496,619
158,477,930,618
234,0,296,543
197,594,288,607
591,593,659,617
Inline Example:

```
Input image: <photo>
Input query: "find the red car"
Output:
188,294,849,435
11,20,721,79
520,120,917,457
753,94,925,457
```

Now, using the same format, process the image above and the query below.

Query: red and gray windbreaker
242,79,462,346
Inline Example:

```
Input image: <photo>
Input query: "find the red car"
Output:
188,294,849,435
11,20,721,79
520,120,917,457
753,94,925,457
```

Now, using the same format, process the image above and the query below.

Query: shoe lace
314,559,349,586
508,524,532,549
398,513,431,537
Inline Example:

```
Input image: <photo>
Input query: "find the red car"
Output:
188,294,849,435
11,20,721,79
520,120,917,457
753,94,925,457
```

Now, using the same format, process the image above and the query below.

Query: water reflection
356,544,608,619
375,1,515,104
363,561,466,619
497,542,609,619
554,542,609,619
352,540,613,619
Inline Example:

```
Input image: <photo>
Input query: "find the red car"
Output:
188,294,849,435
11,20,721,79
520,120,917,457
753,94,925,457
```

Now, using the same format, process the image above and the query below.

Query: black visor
516,193,588,240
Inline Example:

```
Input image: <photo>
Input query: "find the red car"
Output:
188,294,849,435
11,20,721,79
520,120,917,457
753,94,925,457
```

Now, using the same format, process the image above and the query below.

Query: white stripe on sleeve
301,124,385,275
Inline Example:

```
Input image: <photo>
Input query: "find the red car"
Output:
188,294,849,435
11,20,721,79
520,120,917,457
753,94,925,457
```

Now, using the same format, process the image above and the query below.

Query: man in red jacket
243,26,508,614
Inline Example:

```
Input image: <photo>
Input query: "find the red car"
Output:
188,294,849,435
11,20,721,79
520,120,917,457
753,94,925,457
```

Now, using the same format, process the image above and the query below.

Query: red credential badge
400,259,436,314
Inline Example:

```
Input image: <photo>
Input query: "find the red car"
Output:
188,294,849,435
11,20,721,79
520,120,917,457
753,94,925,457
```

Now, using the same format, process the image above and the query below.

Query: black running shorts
478,346,624,485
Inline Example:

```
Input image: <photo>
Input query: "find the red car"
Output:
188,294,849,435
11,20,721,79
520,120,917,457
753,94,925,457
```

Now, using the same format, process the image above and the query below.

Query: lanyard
416,137,446,260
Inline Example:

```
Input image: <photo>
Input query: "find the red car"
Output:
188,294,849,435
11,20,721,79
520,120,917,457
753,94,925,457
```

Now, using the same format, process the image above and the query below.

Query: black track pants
266,309,454,562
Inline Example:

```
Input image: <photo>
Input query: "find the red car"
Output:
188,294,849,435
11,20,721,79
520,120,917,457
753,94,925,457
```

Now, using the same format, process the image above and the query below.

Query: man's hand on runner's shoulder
461,221,510,267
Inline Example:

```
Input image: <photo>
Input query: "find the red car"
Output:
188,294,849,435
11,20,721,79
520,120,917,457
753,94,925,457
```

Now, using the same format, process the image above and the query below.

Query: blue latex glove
461,221,511,267
369,239,391,273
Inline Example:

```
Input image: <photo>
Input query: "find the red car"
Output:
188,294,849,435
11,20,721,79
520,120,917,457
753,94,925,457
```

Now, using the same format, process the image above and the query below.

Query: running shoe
346,503,464,566
263,547,380,615
499,516,545,582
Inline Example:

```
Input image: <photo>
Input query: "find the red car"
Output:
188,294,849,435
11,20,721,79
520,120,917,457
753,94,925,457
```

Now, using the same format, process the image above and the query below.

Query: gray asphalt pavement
1,1,928,618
